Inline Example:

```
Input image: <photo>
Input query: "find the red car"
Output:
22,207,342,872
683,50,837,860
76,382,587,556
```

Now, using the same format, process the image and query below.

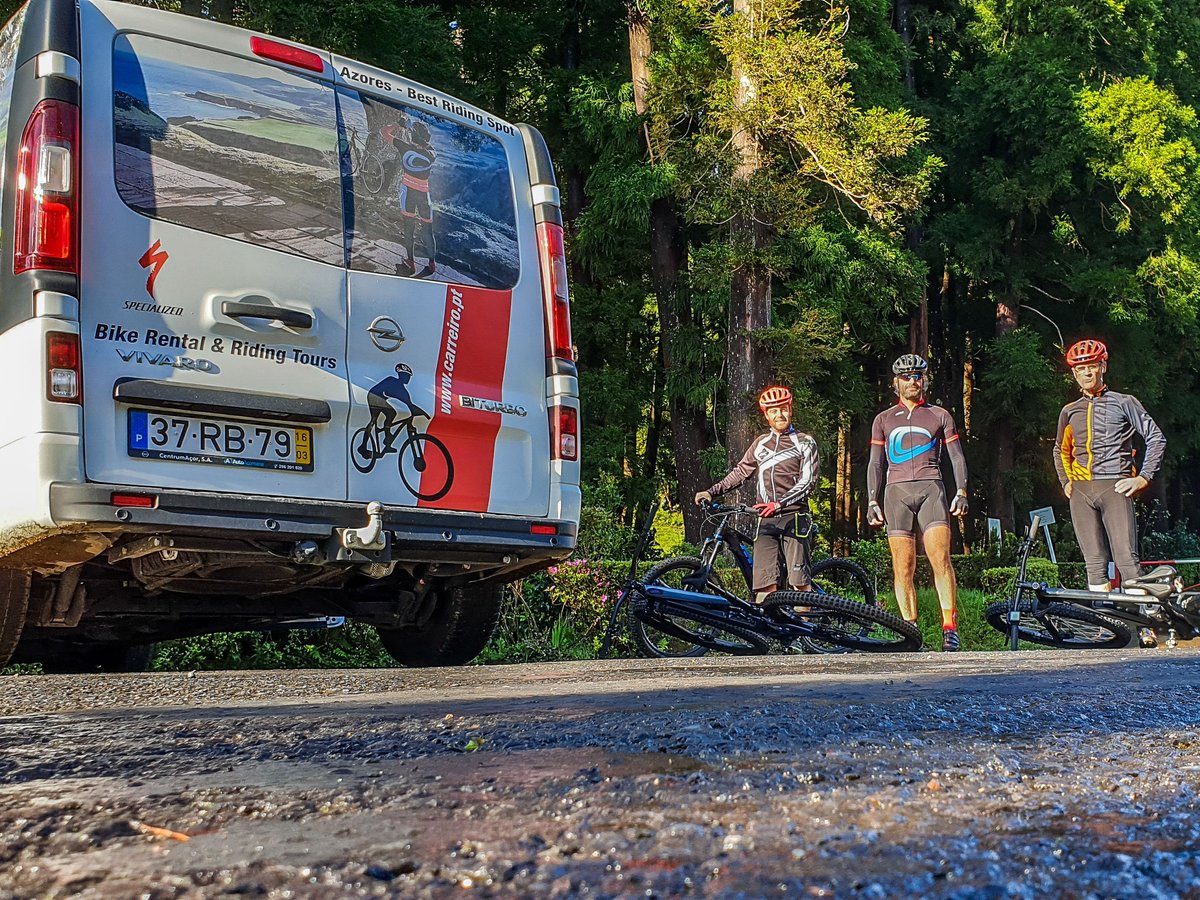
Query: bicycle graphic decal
351,361,455,502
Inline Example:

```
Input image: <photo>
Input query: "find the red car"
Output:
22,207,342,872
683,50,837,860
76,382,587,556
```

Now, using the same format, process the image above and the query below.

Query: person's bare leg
754,585,777,604
888,535,918,622
922,524,957,629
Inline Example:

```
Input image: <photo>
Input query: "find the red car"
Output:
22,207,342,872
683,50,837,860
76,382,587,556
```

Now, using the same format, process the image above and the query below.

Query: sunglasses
897,373,925,382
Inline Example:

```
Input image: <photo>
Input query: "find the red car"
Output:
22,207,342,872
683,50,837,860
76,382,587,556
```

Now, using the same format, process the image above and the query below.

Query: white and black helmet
892,353,929,376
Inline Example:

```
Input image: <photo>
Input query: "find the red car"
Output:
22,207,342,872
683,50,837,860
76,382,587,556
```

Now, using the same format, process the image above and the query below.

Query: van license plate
128,410,314,472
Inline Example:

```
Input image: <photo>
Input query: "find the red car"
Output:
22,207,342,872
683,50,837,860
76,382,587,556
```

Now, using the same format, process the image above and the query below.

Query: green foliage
979,559,1061,597
152,622,392,670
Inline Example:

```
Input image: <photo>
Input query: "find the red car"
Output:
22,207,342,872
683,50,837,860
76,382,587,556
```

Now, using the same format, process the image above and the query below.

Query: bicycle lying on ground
600,502,922,657
985,514,1200,650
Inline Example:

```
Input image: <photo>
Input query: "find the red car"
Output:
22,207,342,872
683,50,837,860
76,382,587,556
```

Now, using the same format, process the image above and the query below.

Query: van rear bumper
49,482,577,562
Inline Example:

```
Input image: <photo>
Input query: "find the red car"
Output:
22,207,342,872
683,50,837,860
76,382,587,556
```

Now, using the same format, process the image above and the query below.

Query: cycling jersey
866,401,967,503
1054,388,1165,485
706,427,819,513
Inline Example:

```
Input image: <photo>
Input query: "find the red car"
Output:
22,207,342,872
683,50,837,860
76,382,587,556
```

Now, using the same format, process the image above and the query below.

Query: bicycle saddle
1123,565,1177,598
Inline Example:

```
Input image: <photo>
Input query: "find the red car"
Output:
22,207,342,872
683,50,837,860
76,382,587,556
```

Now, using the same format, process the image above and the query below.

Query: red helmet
758,385,792,412
1066,339,1108,368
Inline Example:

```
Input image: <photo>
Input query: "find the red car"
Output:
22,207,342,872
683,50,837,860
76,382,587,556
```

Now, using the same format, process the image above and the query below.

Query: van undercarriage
2,485,575,668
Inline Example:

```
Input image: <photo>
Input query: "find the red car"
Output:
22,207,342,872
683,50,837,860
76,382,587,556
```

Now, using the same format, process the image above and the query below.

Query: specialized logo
888,426,937,465
367,316,405,352
139,240,169,299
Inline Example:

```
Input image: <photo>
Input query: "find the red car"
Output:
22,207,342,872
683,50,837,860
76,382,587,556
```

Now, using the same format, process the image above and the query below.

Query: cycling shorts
752,513,812,591
399,184,433,223
883,481,948,538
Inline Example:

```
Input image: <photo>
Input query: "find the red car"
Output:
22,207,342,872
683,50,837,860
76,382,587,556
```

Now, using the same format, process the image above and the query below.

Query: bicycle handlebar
700,500,756,515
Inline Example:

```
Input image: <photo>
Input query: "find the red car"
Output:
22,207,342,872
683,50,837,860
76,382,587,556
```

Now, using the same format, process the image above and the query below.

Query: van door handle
221,300,314,330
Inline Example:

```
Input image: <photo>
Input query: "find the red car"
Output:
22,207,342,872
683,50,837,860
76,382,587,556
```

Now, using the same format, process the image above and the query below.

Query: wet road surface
2,651,1199,898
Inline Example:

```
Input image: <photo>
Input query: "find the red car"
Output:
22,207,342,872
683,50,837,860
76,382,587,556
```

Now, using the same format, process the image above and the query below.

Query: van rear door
334,64,550,516
78,1,349,501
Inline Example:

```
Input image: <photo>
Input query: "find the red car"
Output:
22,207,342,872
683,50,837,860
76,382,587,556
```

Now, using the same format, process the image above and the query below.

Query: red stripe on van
418,285,513,510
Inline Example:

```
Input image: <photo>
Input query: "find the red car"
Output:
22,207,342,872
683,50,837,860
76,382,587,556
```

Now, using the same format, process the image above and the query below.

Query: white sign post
1029,506,1057,564
987,518,1002,546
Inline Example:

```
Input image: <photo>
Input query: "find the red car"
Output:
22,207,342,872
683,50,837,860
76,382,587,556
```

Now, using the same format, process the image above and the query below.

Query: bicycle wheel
361,154,386,195
350,424,379,474
398,431,453,501
765,591,922,653
811,558,876,605
984,599,1132,649
800,558,879,654
629,557,764,657
630,598,768,657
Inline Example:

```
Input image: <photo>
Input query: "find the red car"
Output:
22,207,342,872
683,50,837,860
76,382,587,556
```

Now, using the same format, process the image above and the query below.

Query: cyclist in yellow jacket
1054,339,1166,592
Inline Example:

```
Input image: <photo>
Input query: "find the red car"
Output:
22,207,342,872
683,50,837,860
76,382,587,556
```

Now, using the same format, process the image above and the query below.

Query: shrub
979,559,1060,598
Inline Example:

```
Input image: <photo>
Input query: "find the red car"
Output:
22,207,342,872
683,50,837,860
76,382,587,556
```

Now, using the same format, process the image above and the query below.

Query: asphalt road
2,650,1199,898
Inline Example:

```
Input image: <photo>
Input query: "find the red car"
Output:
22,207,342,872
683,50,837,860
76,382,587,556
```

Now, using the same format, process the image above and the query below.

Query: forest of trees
12,0,1200,548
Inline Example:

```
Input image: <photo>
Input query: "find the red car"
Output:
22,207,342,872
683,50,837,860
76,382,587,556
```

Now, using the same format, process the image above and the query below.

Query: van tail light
47,331,81,403
550,404,578,461
536,221,573,362
15,99,79,275
250,36,324,73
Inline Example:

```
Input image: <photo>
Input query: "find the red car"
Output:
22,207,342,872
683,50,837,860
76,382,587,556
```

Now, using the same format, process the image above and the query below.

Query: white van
0,0,580,671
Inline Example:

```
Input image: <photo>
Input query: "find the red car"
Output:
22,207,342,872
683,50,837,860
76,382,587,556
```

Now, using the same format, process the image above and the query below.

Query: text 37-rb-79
0,0,580,671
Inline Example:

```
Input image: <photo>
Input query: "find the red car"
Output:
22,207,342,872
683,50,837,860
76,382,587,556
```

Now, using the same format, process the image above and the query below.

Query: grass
875,587,1012,652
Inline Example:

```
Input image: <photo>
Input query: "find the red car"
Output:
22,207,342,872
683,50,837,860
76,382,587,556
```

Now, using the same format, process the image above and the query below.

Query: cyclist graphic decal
351,361,455,502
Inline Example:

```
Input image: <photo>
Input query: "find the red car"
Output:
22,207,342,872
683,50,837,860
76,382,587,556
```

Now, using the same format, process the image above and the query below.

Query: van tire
377,584,503,667
0,570,31,669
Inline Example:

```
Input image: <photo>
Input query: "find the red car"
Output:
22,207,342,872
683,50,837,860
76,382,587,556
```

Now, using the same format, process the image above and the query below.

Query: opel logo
368,316,405,352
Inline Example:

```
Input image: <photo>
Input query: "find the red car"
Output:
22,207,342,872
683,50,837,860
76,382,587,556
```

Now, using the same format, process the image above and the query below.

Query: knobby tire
800,558,879,654
764,591,922,653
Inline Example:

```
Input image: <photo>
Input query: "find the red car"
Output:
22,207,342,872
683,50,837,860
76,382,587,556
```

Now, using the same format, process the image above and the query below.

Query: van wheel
377,584,503,667
41,642,157,674
0,570,31,669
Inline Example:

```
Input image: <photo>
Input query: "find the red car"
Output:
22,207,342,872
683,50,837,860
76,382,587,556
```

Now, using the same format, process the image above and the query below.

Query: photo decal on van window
112,36,520,289
113,34,345,266
340,92,519,290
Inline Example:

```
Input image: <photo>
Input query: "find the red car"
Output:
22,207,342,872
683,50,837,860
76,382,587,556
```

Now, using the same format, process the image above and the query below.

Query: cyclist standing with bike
1054,339,1166,593
866,354,969,651
694,386,819,597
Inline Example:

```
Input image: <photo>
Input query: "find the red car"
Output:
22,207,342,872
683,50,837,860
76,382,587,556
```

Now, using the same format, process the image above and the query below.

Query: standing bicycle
342,123,387,195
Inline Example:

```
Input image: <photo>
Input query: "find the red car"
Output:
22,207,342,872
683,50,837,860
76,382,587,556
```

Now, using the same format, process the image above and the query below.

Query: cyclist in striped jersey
867,354,969,650
695,386,820,597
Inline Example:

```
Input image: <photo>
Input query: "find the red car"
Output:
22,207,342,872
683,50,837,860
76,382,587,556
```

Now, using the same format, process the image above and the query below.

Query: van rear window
113,34,345,266
112,36,521,289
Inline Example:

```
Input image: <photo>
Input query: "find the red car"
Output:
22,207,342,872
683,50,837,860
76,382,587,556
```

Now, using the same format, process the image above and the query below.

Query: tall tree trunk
727,0,773,463
835,410,852,554
992,294,1019,530
628,5,709,541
